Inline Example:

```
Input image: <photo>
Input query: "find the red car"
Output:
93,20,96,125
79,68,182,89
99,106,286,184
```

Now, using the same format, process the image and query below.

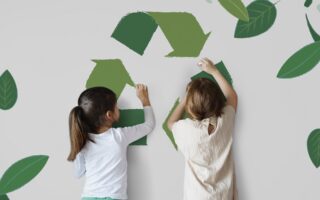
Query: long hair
67,87,117,161
186,78,226,120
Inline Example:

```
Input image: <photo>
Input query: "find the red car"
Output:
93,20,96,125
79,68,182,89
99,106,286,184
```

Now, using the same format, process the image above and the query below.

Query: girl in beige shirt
167,58,238,200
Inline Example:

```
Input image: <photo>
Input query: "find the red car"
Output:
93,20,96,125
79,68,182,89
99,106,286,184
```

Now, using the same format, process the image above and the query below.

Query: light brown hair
186,78,226,120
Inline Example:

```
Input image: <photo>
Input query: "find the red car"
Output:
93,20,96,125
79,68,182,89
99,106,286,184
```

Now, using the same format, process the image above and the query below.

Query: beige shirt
172,105,238,200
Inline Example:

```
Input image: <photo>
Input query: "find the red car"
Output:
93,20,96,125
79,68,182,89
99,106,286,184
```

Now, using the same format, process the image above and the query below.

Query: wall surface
1,0,320,199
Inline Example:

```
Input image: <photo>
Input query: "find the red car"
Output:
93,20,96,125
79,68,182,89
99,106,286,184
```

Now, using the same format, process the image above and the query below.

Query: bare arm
167,97,186,131
198,58,238,111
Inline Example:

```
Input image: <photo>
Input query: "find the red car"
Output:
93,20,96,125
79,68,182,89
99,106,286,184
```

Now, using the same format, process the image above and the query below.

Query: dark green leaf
235,0,277,38
307,129,320,168
305,14,320,41
304,0,312,8
0,155,49,195
0,70,18,110
277,41,320,78
0,195,9,200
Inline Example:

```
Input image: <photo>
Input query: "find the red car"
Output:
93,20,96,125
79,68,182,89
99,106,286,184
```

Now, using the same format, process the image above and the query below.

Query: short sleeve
74,152,86,178
171,120,185,150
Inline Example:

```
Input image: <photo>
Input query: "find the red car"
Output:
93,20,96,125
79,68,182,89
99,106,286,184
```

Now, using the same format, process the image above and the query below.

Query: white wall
1,0,320,199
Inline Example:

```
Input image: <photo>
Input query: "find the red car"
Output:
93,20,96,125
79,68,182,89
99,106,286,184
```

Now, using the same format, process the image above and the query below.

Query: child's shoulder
172,118,196,131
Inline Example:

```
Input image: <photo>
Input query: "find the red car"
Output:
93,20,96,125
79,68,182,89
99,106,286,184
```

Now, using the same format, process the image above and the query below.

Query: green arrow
111,12,158,55
148,12,211,57
112,12,210,57
86,60,147,145
86,59,135,98
114,109,147,145
191,61,233,86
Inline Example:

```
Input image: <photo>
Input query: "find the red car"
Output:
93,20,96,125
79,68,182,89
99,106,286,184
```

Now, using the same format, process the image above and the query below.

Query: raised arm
198,58,238,111
167,97,186,131
120,84,155,145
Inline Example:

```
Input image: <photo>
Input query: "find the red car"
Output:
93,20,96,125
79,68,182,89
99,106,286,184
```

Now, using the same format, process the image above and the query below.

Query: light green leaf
277,41,320,78
218,0,249,22
235,0,277,38
0,155,49,195
307,129,320,168
0,70,18,110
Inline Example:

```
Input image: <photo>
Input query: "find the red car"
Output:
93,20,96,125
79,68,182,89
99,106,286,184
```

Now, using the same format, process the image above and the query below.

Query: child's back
167,58,239,200
75,109,154,199
172,105,237,200
68,85,154,200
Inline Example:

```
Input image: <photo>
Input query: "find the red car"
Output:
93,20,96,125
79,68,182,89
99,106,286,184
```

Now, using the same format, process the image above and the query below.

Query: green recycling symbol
86,11,234,148
86,59,147,145
111,12,211,57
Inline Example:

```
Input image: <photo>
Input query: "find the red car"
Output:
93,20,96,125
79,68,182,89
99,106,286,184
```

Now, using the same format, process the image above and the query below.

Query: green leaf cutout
304,0,312,8
234,0,277,38
0,70,18,110
306,14,320,41
307,129,320,168
218,0,249,22
277,41,320,78
0,195,9,200
0,155,49,195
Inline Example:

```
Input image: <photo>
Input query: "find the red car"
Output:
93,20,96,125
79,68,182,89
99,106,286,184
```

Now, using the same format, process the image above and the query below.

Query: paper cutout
234,0,277,38
112,12,210,57
307,129,320,168
305,0,313,8
0,155,49,195
218,0,249,22
0,195,8,200
306,14,320,41
86,59,134,98
0,70,18,110
86,59,147,145
113,109,147,145
111,12,158,55
277,41,320,78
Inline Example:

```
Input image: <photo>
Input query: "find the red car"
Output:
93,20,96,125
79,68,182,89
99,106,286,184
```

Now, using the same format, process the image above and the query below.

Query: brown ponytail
67,106,91,161
67,87,117,161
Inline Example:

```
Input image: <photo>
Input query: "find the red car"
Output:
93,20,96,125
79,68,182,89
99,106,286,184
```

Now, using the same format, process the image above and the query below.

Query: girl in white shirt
167,58,238,200
67,84,155,200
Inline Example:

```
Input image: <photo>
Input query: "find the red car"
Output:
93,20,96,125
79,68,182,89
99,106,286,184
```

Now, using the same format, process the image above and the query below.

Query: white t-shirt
74,106,155,199
172,105,238,200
